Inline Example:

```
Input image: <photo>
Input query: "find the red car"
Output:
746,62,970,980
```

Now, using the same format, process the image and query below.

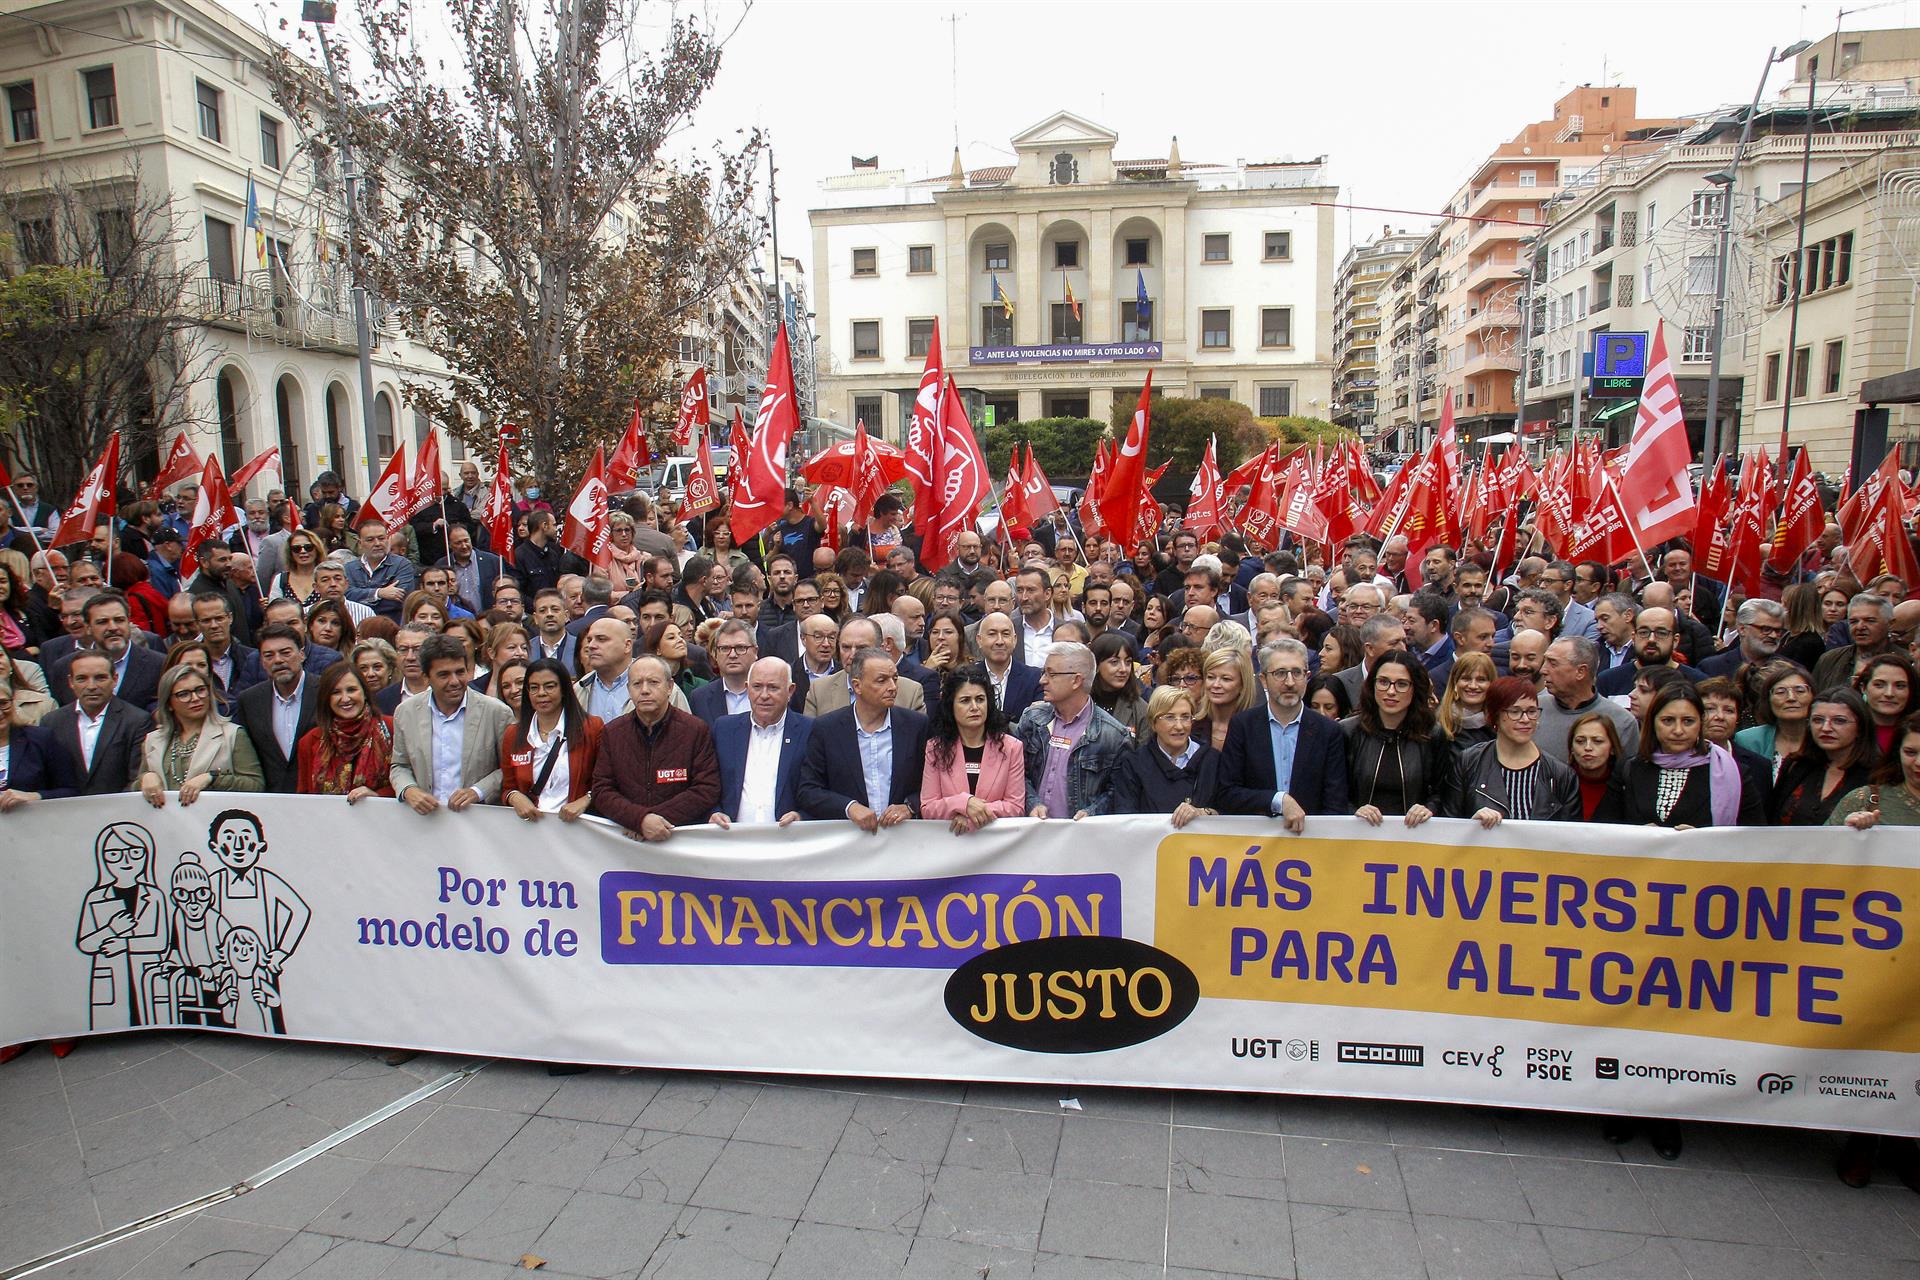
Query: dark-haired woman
1305,673,1352,722
1091,631,1149,742
919,667,1024,834
1856,652,1919,758
1596,682,1764,828
296,663,393,801
1342,651,1451,829
500,658,603,822
1769,688,1876,826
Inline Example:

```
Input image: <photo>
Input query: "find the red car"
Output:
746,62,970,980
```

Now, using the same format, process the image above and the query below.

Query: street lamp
1701,38,1813,465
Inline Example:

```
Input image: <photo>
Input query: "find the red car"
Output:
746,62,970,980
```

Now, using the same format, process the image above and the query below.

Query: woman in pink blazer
921,666,1028,833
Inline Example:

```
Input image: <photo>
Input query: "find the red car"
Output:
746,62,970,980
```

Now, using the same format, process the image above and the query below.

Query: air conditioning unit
1557,408,1572,424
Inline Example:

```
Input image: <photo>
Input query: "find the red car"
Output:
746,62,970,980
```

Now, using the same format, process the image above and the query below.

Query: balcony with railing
1463,255,1521,295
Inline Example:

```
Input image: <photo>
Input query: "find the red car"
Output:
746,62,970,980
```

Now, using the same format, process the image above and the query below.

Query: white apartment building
807,111,1336,442
1333,228,1422,435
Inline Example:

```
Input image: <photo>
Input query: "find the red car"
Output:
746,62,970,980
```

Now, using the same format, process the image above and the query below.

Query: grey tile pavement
2,1032,1917,1278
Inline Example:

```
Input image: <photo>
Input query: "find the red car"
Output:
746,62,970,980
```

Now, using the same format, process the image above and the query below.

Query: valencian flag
730,321,803,546
990,273,1014,319
1063,272,1080,322
244,174,268,270
50,433,121,548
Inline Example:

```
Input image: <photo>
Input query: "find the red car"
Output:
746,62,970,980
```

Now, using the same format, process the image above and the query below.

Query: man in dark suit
1595,606,1705,697
437,525,504,618
193,593,265,696
788,612,840,715
41,651,149,794
260,597,344,674
973,611,1041,720
49,591,165,710
710,658,813,826
797,648,929,828
1218,637,1350,827
689,619,757,725
234,625,319,793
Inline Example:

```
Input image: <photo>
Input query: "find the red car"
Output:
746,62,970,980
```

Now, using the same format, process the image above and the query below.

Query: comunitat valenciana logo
944,936,1199,1054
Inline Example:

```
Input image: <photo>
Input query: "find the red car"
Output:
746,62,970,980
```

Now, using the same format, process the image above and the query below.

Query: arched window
215,369,244,474
373,391,396,460
275,376,303,497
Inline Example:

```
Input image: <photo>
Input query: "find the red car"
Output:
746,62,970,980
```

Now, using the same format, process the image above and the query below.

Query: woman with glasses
1155,642,1204,697
1854,652,1919,758
605,512,646,593
500,658,603,822
136,665,264,807
1449,676,1579,826
269,531,328,609
1344,651,1451,829
1596,683,1763,829
1732,661,1814,783
1111,684,1220,825
1769,688,1876,827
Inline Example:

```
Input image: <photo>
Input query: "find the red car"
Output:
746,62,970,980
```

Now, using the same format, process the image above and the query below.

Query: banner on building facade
968,341,1162,365
4,798,1916,1136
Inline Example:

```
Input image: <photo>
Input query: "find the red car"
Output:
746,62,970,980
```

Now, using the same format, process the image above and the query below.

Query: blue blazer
999,662,1042,720
1216,704,1350,817
435,552,505,615
712,711,813,821
688,678,745,726
5,724,76,798
796,705,929,819
219,643,267,695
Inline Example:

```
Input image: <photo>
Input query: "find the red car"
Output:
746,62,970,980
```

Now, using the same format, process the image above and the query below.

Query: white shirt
77,704,109,771
1021,613,1056,667
526,720,572,813
737,713,786,824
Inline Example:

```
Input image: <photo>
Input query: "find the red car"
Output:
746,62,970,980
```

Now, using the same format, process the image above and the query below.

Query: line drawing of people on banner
217,927,280,1035
204,809,307,1035
158,852,229,1027
75,822,166,1030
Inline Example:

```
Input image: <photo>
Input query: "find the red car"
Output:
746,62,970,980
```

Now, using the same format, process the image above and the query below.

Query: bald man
710,656,813,828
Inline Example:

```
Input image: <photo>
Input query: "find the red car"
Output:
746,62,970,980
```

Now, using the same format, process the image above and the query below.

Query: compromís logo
944,935,1199,1054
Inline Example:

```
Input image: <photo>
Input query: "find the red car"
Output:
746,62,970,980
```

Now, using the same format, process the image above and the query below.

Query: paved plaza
2,1033,1918,1279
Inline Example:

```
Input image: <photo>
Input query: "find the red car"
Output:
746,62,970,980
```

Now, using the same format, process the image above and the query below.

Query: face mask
526,488,542,500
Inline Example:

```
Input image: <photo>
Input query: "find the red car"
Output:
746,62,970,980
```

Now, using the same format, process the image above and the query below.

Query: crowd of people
3,458,1920,1180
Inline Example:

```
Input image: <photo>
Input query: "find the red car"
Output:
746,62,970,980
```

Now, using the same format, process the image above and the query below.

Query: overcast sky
282,0,1920,277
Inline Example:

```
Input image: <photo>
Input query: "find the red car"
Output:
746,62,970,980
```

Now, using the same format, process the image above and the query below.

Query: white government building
808,111,1337,440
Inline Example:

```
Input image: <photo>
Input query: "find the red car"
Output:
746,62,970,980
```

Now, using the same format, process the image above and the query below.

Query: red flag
1237,445,1282,550
1435,393,1462,482
1365,446,1421,542
356,446,411,530
1079,438,1111,537
1565,470,1640,567
229,447,282,495
813,485,852,553
725,407,749,508
1184,435,1227,538
1768,448,1824,573
1533,450,1577,555
1223,448,1267,496
671,368,710,450
401,430,442,521
850,421,887,516
50,433,121,548
1617,323,1697,546
0,455,10,488
1001,450,1031,534
904,322,944,538
730,322,803,546
146,432,200,499
1021,446,1061,519
1460,466,1491,545
1838,451,1900,548
1276,451,1330,543
608,400,648,492
922,376,990,573
1725,449,1771,594
1398,442,1456,556
480,440,515,556
1313,442,1366,546
1690,455,1733,582
1867,483,1920,591
180,453,236,577
682,429,721,518
560,447,612,570
1100,374,1153,551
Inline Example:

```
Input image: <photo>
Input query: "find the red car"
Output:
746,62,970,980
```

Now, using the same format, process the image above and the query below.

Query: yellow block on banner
1153,833,1919,1053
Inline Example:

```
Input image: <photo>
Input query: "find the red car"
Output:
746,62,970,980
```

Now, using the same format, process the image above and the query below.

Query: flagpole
3,485,45,556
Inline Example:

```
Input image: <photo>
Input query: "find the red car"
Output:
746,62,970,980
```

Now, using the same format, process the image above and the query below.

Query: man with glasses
1016,642,1130,819
1699,599,1788,679
1597,606,1703,696
1218,638,1349,829
690,619,757,724
1538,560,1598,641
5,471,58,543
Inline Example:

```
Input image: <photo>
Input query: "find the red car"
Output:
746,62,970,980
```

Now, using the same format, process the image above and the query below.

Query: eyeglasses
1502,707,1542,720
173,686,210,700
716,644,756,656
1170,673,1201,686
1154,712,1194,725
1634,627,1674,640
1263,668,1308,682
1374,678,1414,693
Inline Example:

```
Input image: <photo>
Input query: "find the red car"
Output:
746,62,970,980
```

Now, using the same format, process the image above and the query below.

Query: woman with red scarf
296,663,395,801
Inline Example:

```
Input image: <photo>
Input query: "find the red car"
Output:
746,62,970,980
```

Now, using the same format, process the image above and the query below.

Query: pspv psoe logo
1757,1072,1796,1096
1441,1046,1504,1077
1337,1041,1423,1067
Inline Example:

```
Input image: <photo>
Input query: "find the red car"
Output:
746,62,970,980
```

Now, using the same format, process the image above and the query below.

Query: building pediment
1009,111,1118,152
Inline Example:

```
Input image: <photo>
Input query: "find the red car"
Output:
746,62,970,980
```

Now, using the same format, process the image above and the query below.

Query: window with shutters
85,67,119,130
908,317,935,357
1825,340,1844,394
851,320,880,359
1791,346,1811,398
6,82,37,142
1200,309,1231,348
1682,327,1714,361
851,247,877,276
1764,353,1781,401
908,245,934,274
195,80,222,142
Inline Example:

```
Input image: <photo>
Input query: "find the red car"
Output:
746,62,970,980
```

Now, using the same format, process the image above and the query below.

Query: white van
643,451,732,503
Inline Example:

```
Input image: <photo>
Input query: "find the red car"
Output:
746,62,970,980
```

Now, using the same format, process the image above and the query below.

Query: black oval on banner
943,936,1200,1054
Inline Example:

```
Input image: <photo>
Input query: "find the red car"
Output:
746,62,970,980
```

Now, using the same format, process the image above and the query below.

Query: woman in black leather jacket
1342,650,1453,829
1449,676,1581,824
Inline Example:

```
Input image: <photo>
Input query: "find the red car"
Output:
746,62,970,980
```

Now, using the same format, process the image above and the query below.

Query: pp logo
1595,1057,1620,1080
1757,1073,1796,1096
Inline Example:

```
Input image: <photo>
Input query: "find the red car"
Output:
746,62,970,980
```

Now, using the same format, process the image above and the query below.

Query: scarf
606,543,646,592
309,713,392,795
1456,711,1487,731
0,610,22,651
1651,742,1740,827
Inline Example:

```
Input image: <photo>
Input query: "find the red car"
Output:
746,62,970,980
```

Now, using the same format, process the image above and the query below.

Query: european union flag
1134,269,1152,333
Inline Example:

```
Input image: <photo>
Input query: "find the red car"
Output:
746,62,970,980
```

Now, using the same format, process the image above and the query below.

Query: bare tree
267,0,764,497
0,164,209,502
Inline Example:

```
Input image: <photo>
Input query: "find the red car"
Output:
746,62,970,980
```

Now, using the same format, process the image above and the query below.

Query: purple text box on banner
600,872,1122,968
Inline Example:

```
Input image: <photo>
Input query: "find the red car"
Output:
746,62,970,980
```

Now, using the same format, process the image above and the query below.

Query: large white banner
4,797,1916,1136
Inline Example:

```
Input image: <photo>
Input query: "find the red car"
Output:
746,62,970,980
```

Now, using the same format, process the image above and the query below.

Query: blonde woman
1438,651,1498,752
136,664,265,807
605,512,647,593
1194,646,1258,752
269,530,329,608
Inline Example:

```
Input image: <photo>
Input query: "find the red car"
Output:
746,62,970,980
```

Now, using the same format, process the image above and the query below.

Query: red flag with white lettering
730,322,803,546
1768,448,1825,573
356,447,411,530
50,433,121,548
1237,445,1282,550
180,452,237,577
1276,450,1330,543
480,441,515,557
1100,374,1153,552
681,429,720,519
1565,470,1640,567
229,447,282,495
1690,455,1733,582
1021,446,1060,519
146,433,200,500
1725,449,1771,594
561,447,612,570
401,430,442,521
1184,435,1227,539
608,400,649,493
904,322,944,538
1617,323,1697,546
671,368,709,451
